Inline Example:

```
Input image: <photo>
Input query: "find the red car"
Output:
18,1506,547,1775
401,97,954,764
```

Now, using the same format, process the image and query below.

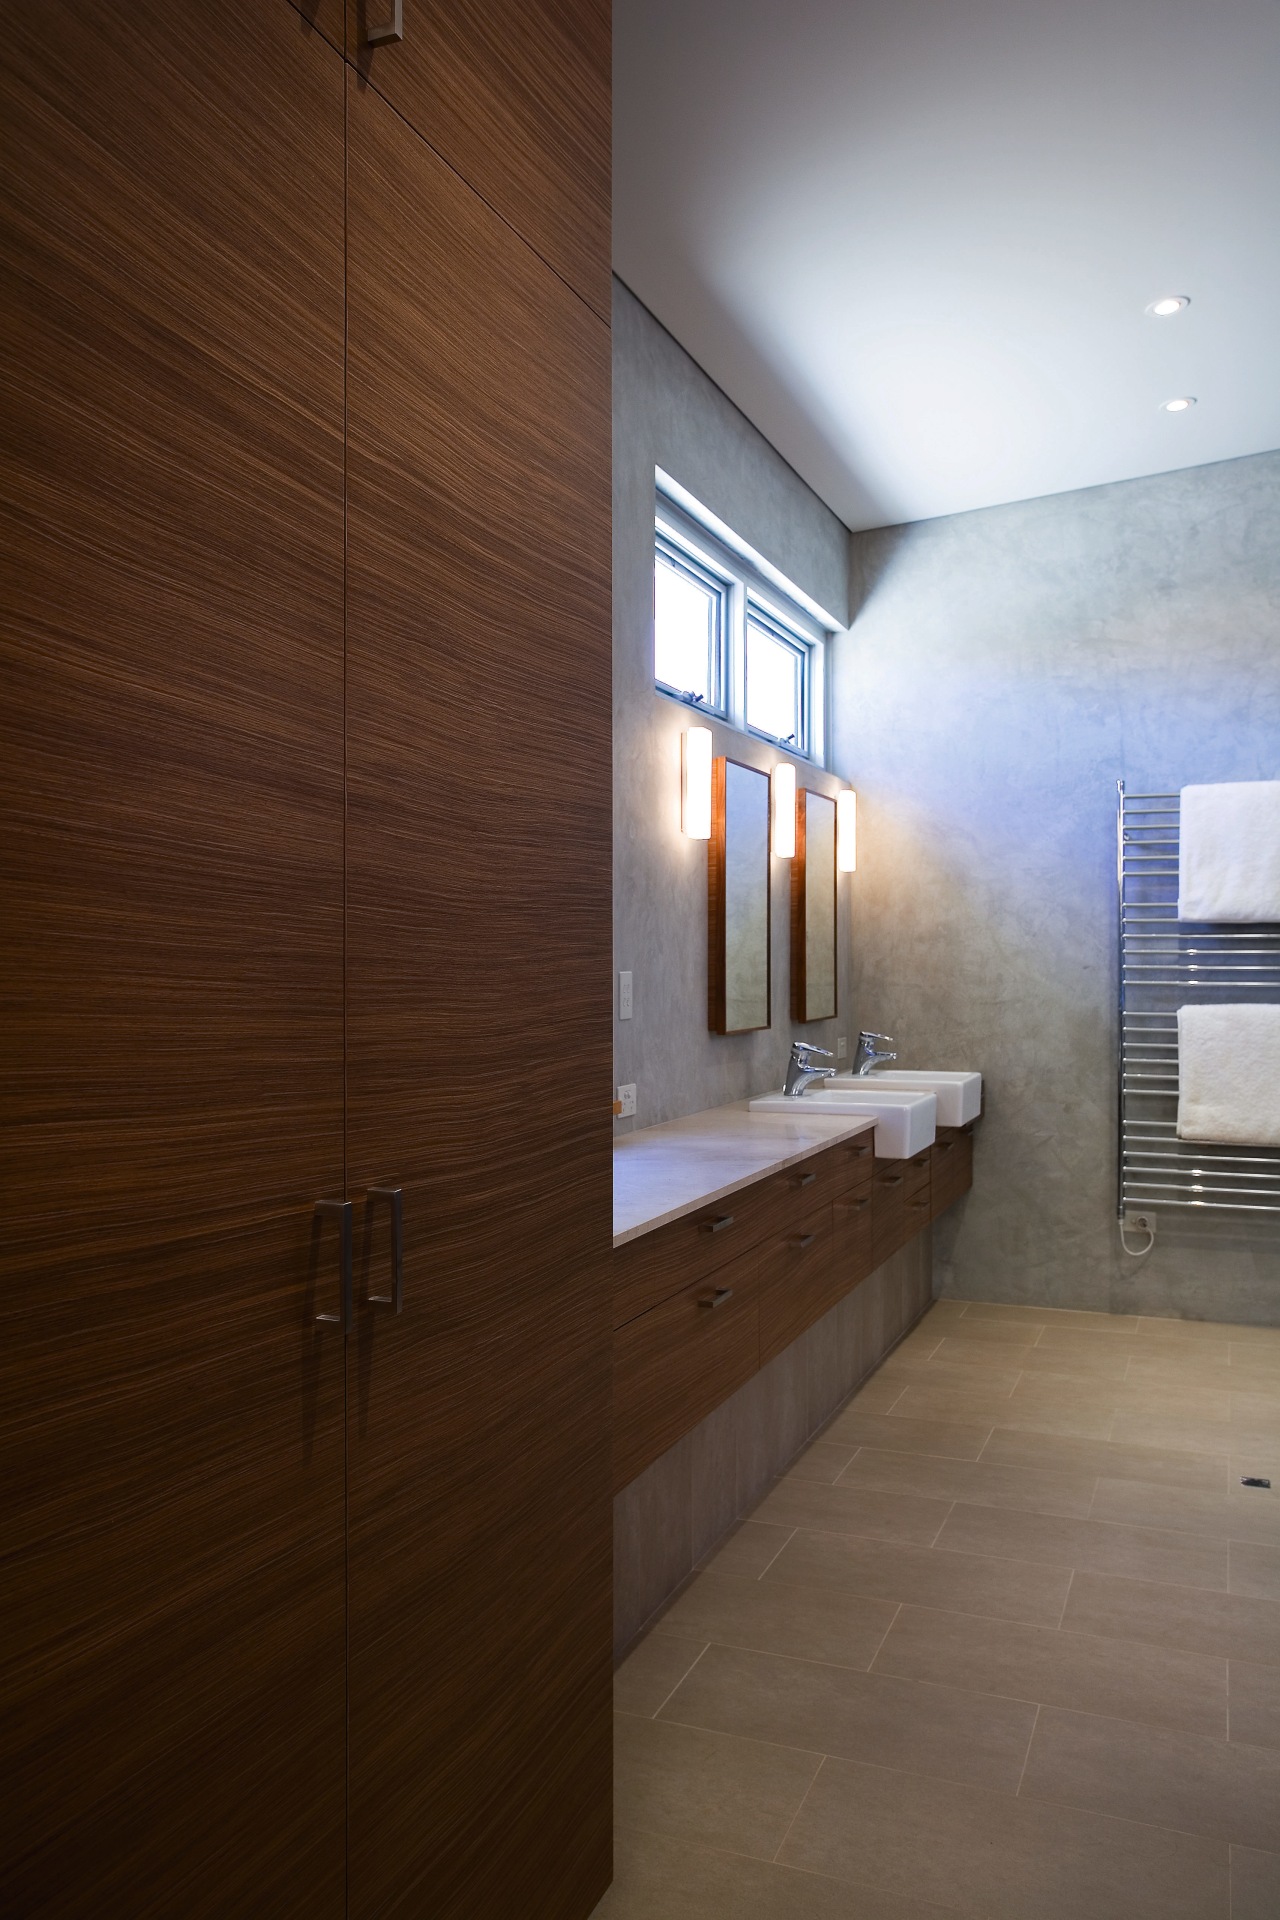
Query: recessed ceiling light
1147,295,1190,317
1161,396,1196,413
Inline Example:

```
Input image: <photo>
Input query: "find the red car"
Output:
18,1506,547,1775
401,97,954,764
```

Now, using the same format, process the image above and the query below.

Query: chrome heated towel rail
1117,782,1280,1217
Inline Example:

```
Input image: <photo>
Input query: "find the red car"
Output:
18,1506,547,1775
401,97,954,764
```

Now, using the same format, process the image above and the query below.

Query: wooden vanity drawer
931,1126,974,1218
758,1205,845,1366
613,1263,761,1491
808,1130,876,1201
613,1174,792,1327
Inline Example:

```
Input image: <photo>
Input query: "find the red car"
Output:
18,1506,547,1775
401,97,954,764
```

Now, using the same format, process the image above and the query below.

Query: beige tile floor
594,1298,1280,1920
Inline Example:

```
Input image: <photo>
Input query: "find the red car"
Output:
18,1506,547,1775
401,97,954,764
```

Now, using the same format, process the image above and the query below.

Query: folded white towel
1179,781,1280,922
1177,1004,1280,1147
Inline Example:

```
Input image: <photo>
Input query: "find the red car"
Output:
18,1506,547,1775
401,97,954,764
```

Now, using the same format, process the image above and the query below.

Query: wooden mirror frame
708,756,772,1034
791,787,838,1023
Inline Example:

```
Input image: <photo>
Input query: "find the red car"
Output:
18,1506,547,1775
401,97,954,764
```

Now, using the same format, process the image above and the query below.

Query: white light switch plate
619,971,633,1020
616,1083,637,1118
837,1035,847,1059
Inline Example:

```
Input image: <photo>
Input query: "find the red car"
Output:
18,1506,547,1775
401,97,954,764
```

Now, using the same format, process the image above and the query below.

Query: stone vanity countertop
613,1099,876,1248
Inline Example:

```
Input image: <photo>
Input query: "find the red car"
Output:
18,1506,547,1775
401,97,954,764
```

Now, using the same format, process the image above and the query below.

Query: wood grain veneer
931,1125,975,1218
0,4,347,1910
614,1266,762,1493
344,71,612,1920
757,1204,845,1367
349,0,610,319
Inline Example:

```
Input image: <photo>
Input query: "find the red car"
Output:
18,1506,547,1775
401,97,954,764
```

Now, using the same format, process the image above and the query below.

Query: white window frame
652,477,831,767
653,531,730,718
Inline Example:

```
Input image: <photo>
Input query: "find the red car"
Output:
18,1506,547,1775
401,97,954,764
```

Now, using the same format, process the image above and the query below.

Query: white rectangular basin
749,1088,936,1159
830,1070,981,1128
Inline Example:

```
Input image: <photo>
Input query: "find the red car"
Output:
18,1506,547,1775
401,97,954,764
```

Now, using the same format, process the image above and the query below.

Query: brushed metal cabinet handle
840,1196,870,1213
365,0,403,45
848,1142,872,1157
880,1174,904,1188
793,1232,817,1251
315,1199,353,1333
701,1214,735,1234
793,1171,817,1188
698,1286,734,1310
367,1186,404,1313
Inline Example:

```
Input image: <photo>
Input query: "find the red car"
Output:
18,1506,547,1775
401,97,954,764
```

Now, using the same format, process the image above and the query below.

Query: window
653,535,726,713
746,604,808,752
652,481,831,763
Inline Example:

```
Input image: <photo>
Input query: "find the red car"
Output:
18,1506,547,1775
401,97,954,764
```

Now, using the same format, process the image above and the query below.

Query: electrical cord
1119,1215,1156,1257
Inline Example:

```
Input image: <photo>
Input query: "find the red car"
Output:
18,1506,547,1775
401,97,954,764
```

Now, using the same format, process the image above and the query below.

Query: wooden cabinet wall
614,1126,975,1493
1,4,611,1916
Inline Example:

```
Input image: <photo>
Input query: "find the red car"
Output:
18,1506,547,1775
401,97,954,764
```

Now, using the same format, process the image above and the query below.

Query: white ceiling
614,0,1280,532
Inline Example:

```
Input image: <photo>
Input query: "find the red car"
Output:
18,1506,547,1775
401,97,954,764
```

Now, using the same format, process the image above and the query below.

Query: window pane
655,553,716,703
746,618,804,746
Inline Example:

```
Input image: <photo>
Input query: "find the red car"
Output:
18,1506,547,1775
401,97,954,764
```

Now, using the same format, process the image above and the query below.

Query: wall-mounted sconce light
771,762,796,858
681,726,713,839
836,789,857,872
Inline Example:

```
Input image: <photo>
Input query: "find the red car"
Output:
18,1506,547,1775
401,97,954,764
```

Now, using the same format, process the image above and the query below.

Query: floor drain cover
1241,1477,1272,1489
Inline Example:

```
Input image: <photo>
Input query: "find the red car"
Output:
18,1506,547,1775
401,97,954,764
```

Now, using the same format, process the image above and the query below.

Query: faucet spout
783,1041,836,1098
853,1030,897,1076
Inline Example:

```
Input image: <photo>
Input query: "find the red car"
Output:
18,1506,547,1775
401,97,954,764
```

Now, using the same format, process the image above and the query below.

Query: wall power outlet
836,1035,847,1060
616,1083,637,1118
1125,1210,1156,1235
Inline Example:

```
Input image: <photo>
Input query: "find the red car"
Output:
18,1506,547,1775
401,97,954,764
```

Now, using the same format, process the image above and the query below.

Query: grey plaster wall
838,451,1280,1325
613,280,856,1130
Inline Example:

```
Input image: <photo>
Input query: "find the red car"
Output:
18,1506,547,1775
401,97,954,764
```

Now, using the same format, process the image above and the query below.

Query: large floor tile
616,1633,708,1717
850,1374,911,1414
1090,1477,1280,1547
596,1829,963,1920
699,1521,794,1579
878,1349,1026,1394
1021,1705,1280,1852
613,1713,821,1860
1063,1569,1280,1666
1230,1845,1280,1920
1231,1389,1280,1432
778,1754,1229,1920
752,1478,953,1546
886,1387,1020,1430
1230,1660,1280,1751
982,1426,1229,1490
1231,1541,1280,1601
658,1641,1037,1794
1108,1410,1240,1456
965,1304,1140,1333
873,1603,1227,1738
823,1407,992,1461
1012,1341,1135,1382
1135,1316,1237,1344
921,1318,1041,1349
655,1569,898,1671
762,1527,1072,1626
783,1440,858,1484
935,1501,1229,1589
836,1447,1097,1519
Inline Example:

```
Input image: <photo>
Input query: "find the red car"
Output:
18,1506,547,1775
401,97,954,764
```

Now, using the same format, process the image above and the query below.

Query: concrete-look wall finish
838,451,1280,1326
612,280,855,1132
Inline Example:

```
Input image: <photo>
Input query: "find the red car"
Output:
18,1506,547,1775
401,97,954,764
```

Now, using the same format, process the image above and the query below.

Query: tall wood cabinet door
350,0,610,319
0,7,347,1913
345,74,613,1920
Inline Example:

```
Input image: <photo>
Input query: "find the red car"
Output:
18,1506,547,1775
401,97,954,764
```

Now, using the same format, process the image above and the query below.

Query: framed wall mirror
709,757,771,1033
792,788,837,1022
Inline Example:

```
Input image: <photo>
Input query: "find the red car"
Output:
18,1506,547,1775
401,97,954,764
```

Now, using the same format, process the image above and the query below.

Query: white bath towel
1177,1004,1280,1148
1178,781,1280,922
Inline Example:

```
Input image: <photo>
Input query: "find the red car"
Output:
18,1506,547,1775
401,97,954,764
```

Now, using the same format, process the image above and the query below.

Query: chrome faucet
783,1041,836,1098
853,1030,897,1076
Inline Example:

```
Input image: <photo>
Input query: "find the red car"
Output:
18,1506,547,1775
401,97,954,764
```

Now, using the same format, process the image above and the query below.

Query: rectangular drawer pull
937,1140,955,1155
793,1232,817,1251
840,1196,870,1213
878,1173,904,1187
793,1171,817,1188
848,1143,872,1158
698,1286,734,1309
910,1197,930,1211
701,1213,735,1234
